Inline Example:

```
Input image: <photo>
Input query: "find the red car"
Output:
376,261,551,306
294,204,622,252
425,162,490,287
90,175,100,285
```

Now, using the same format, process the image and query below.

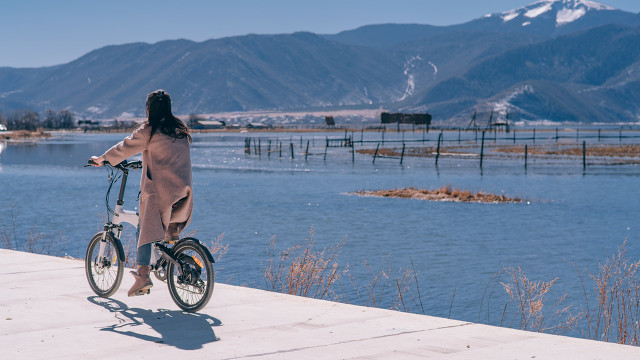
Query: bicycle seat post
116,167,129,206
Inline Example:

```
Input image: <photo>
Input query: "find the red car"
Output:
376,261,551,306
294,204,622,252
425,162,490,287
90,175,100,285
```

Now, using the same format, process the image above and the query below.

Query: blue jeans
136,243,152,266
135,224,152,266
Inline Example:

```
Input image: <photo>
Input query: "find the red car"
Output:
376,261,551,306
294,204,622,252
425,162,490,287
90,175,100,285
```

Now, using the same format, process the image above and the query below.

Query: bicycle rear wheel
85,232,124,297
167,239,214,312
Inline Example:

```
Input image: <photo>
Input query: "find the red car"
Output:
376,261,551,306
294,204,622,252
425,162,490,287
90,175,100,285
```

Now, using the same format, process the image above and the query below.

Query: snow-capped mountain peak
497,0,616,27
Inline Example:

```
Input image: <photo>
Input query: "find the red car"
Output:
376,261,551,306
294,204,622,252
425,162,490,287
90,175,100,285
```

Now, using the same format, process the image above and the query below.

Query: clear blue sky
1,0,639,68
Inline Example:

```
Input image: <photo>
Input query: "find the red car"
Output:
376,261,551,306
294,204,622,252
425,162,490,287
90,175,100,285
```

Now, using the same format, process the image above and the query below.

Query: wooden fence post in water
400,143,406,165
258,138,261,157
244,138,250,154
268,140,271,159
524,144,528,169
305,140,310,161
480,131,486,168
382,130,385,145
324,140,328,161
436,132,442,166
290,142,294,159
351,141,355,163
583,141,586,170
279,142,282,158
373,143,380,164
533,128,536,144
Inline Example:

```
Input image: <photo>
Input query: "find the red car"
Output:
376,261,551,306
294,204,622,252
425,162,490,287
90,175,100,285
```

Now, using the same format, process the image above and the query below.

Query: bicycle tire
85,232,124,297
167,239,214,312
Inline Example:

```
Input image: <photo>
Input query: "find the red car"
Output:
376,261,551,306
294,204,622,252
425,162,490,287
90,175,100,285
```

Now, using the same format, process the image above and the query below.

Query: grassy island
353,186,522,203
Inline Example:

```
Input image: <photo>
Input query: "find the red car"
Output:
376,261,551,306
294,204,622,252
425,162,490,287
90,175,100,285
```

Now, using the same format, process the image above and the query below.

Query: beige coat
102,123,193,247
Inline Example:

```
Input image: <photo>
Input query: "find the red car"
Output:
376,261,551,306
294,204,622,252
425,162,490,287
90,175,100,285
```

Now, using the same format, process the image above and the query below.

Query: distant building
325,116,335,127
192,120,226,129
246,122,268,129
77,120,101,129
381,112,431,125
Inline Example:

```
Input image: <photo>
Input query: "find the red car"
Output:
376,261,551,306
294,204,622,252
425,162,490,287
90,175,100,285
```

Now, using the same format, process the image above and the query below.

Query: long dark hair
145,89,192,143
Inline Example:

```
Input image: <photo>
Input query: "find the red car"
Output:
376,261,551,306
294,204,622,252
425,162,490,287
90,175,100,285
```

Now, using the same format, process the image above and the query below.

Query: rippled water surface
1,130,639,325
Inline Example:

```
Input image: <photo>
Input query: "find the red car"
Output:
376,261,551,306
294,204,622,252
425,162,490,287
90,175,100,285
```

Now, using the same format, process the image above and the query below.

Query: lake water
1,128,639,330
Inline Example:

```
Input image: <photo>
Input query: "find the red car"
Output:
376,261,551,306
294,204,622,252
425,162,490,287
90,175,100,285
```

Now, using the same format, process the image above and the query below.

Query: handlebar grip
85,159,110,167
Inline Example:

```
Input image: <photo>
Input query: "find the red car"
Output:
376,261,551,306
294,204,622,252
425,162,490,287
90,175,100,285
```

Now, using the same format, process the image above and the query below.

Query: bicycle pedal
134,289,150,296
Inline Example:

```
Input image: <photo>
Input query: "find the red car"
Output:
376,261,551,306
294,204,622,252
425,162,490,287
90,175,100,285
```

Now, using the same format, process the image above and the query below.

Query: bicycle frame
97,162,174,271
97,163,142,266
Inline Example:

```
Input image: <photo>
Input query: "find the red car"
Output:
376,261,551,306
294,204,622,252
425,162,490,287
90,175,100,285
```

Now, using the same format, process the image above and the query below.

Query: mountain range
1,0,640,124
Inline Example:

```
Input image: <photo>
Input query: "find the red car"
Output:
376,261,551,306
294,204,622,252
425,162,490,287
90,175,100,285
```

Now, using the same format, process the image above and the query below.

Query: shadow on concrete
87,296,222,350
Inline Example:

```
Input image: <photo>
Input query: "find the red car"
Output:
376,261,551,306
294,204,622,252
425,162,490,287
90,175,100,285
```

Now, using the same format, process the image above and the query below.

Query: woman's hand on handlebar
89,156,105,167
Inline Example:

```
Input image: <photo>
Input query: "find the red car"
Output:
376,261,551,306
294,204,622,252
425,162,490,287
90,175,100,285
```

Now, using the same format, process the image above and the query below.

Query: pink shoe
127,265,153,297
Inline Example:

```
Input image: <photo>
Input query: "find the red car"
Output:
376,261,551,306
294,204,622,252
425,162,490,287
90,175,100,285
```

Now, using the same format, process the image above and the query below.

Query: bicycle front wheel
85,232,124,297
167,239,214,312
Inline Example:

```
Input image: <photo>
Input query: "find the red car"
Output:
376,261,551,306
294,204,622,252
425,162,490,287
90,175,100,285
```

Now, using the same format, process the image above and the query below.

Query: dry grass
354,186,522,204
495,144,640,158
356,143,640,164
354,258,425,314
581,238,640,345
262,229,427,313
490,239,640,346
356,145,480,158
0,202,64,255
263,227,345,300
121,234,138,268
121,229,229,268
209,233,229,263
2,129,51,140
500,267,578,333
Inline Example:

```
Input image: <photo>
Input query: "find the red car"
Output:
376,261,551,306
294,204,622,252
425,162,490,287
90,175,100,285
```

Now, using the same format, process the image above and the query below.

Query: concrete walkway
1,249,638,359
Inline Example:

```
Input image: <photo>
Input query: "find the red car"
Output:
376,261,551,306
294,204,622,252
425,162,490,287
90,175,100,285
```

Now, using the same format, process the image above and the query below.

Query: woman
91,89,193,297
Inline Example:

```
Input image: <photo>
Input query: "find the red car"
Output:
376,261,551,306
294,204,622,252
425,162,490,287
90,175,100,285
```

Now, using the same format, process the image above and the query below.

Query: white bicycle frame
97,163,159,266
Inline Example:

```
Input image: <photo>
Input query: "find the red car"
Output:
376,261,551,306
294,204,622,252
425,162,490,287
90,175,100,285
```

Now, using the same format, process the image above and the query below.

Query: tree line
0,109,75,131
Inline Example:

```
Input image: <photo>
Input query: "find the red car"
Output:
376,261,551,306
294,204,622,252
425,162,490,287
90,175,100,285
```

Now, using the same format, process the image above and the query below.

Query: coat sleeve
102,124,149,165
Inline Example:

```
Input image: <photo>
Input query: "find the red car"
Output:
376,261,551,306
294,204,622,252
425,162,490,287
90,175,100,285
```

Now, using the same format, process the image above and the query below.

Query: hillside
0,33,405,118
1,0,639,124
403,24,640,123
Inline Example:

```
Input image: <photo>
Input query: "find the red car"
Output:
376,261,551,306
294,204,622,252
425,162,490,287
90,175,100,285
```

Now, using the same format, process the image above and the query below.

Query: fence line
243,127,640,170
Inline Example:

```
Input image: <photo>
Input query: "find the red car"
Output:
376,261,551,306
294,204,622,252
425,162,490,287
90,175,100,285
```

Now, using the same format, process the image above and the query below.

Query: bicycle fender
177,237,215,263
104,231,126,261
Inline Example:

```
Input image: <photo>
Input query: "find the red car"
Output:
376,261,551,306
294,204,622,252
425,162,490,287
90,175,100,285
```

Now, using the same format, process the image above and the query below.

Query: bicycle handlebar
85,159,142,170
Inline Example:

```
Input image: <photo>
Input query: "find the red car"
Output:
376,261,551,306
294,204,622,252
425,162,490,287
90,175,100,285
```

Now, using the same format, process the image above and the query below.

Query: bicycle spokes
85,233,124,297
167,240,214,312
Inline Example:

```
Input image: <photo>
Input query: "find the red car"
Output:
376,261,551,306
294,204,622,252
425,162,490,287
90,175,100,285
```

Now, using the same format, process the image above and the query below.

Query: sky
1,0,639,68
